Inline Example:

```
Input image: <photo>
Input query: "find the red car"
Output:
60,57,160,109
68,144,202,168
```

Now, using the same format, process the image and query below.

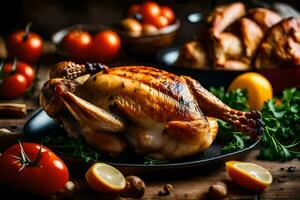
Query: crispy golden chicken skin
40,62,263,159
255,17,300,69
177,2,300,70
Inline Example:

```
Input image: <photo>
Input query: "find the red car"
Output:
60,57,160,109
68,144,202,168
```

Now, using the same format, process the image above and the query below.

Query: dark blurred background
1,0,299,45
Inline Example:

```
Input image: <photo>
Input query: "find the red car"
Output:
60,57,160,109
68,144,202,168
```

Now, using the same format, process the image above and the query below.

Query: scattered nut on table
50,181,78,200
120,175,146,199
158,184,174,196
208,181,228,199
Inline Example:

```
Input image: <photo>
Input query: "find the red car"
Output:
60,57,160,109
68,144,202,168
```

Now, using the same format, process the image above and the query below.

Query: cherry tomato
0,143,69,196
3,61,35,87
128,4,141,17
91,30,121,63
0,74,27,99
62,30,93,63
140,1,161,24
151,15,169,28
161,6,175,24
6,25,43,64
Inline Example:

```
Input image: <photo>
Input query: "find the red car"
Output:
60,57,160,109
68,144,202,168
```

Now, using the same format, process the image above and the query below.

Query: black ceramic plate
23,108,260,174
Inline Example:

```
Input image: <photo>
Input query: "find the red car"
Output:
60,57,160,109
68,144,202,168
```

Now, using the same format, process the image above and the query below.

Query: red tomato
0,74,27,99
3,61,35,87
161,6,175,24
140,1,161,24
6,28,43,64
63,30,93,63
0,143,69,196
151,15,169,28
128,4,141,17
91,30,121,62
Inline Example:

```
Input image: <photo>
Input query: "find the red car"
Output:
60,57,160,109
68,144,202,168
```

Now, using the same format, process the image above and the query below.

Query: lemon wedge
226,161,272,192
86,163,126,193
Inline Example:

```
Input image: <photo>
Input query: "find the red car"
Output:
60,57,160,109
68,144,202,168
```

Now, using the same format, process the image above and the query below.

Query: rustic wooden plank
58,150,299,200
139,150,300,200
0,118,26,131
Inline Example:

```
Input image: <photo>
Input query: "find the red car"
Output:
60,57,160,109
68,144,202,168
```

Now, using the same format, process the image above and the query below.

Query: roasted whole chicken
40,62,263,160
177,2,300,70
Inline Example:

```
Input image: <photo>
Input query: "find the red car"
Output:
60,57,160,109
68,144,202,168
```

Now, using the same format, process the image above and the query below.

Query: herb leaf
209,87,249,111
210,87,300,160
43,136,102,163
143,157,169,165
260,88,300,160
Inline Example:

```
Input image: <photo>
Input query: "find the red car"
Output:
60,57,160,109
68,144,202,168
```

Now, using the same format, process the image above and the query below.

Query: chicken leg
184,76,264,139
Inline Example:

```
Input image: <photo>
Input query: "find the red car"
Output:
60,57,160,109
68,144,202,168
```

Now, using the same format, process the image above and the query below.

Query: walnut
158,184,174,196
208,181,228,199
120,176,146,199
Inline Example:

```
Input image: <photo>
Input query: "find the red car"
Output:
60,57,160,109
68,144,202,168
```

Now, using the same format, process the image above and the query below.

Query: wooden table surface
0,42,299,200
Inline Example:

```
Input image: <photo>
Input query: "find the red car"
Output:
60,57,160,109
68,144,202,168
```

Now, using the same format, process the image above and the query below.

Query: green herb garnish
209,87,249,111
43,136,102,163
216,120,251,153
43,135,171,165
210,87,300,160
260,88,300,160
143,157,170,165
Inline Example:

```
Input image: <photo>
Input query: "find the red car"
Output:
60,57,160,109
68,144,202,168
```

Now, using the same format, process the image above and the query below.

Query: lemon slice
226,161,272,192
86,163,126,193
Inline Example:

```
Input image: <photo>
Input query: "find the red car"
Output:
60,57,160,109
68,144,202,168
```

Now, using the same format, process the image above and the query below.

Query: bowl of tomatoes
118,1,180,56
52,24,121,64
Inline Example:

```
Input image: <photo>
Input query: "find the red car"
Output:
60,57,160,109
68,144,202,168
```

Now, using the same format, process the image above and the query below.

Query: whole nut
120,175,146,199
158,184,174,196
208,181,228,199
121,18,142,33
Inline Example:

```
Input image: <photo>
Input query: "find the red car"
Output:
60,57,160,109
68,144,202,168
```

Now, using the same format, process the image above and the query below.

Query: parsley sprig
210,87,300,161
260,88,300,160
43,136,102,163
